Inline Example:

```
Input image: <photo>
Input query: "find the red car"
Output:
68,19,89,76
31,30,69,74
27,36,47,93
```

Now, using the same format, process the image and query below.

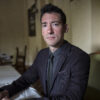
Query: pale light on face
41,12,67,49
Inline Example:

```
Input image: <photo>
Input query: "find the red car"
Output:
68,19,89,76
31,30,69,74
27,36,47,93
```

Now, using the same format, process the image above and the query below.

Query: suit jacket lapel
42,49,66,94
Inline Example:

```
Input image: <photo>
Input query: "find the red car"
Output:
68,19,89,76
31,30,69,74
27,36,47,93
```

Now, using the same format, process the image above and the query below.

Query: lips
47,36,55,40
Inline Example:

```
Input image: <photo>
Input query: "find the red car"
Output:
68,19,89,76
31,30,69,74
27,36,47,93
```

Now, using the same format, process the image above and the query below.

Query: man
0,4,90,100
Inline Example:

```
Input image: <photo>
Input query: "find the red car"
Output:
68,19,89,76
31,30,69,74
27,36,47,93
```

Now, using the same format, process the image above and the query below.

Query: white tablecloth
0,65,41,100
0,65,20,86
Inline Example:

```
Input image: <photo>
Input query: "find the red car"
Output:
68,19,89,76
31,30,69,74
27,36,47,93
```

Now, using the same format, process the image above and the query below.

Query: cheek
42,31,47,41
55,29,63,37
42,30,46,37
42,28,47,35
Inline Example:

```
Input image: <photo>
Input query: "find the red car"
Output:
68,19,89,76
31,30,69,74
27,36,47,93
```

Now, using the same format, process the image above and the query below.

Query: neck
49,40,64,53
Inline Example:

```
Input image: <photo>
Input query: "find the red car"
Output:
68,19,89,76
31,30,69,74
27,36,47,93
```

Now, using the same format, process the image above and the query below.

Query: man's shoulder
34,48,49,62
39,48,49,53
69,43,90,60
37,48,49,57
64,41,89,57
64,41,89,60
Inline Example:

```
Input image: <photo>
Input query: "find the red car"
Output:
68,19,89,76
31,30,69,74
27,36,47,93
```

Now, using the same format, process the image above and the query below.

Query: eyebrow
52,21,62,23
41,21,62,24
41,22,46,24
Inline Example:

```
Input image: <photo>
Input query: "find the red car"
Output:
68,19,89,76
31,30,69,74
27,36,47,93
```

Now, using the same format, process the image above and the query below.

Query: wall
70,0,100,53
70,0,92,53
92,0,100,52
26,0,47,65
0,0,44,65
25,0,38,65
0,0,28,63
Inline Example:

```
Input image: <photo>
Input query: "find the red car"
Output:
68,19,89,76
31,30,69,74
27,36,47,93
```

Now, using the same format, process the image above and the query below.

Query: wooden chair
15,46,27,73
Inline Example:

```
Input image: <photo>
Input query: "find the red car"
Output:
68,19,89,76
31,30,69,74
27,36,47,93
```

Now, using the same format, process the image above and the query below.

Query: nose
47,24,53,34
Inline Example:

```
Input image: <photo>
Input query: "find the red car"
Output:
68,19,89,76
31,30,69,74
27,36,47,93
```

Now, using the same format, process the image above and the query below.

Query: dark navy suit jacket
1,41,90,100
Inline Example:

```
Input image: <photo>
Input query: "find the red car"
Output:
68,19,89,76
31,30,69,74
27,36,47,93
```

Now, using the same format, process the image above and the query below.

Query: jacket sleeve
0,53,40,97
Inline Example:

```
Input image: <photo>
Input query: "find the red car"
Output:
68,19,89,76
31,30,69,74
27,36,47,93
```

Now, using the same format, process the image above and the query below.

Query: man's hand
0,90,9,100
2,97,10,100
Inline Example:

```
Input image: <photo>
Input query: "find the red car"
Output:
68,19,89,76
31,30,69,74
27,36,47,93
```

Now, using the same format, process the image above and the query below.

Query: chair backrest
84,51,100,100
88,51,100,90
16,45,27,57
15,45,27,72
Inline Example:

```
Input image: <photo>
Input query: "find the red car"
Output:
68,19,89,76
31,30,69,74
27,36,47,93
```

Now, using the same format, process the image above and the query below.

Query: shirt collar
49,40,67,57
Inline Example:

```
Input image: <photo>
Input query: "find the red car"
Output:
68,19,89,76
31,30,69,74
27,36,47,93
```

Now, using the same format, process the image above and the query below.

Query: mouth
47,36,55,40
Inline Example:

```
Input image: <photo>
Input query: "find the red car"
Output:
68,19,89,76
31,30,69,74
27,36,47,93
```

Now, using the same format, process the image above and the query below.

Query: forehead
41,12,61,22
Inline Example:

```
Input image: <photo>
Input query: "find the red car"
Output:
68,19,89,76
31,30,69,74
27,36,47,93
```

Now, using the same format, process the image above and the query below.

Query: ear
64,24,69,33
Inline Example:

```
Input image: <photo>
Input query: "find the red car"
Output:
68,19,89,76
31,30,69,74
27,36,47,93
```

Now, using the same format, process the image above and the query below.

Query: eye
42,24,47,28
52,22,60,26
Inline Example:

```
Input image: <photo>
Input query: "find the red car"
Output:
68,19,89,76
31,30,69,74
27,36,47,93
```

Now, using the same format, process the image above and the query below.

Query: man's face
41,12,66,48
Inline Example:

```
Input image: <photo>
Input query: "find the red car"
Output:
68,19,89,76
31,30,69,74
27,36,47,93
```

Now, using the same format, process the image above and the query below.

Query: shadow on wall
84,52,100,100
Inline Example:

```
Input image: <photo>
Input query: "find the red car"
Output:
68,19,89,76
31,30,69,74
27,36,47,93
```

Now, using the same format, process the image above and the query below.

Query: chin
48,43,58,47
47,41,55,45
